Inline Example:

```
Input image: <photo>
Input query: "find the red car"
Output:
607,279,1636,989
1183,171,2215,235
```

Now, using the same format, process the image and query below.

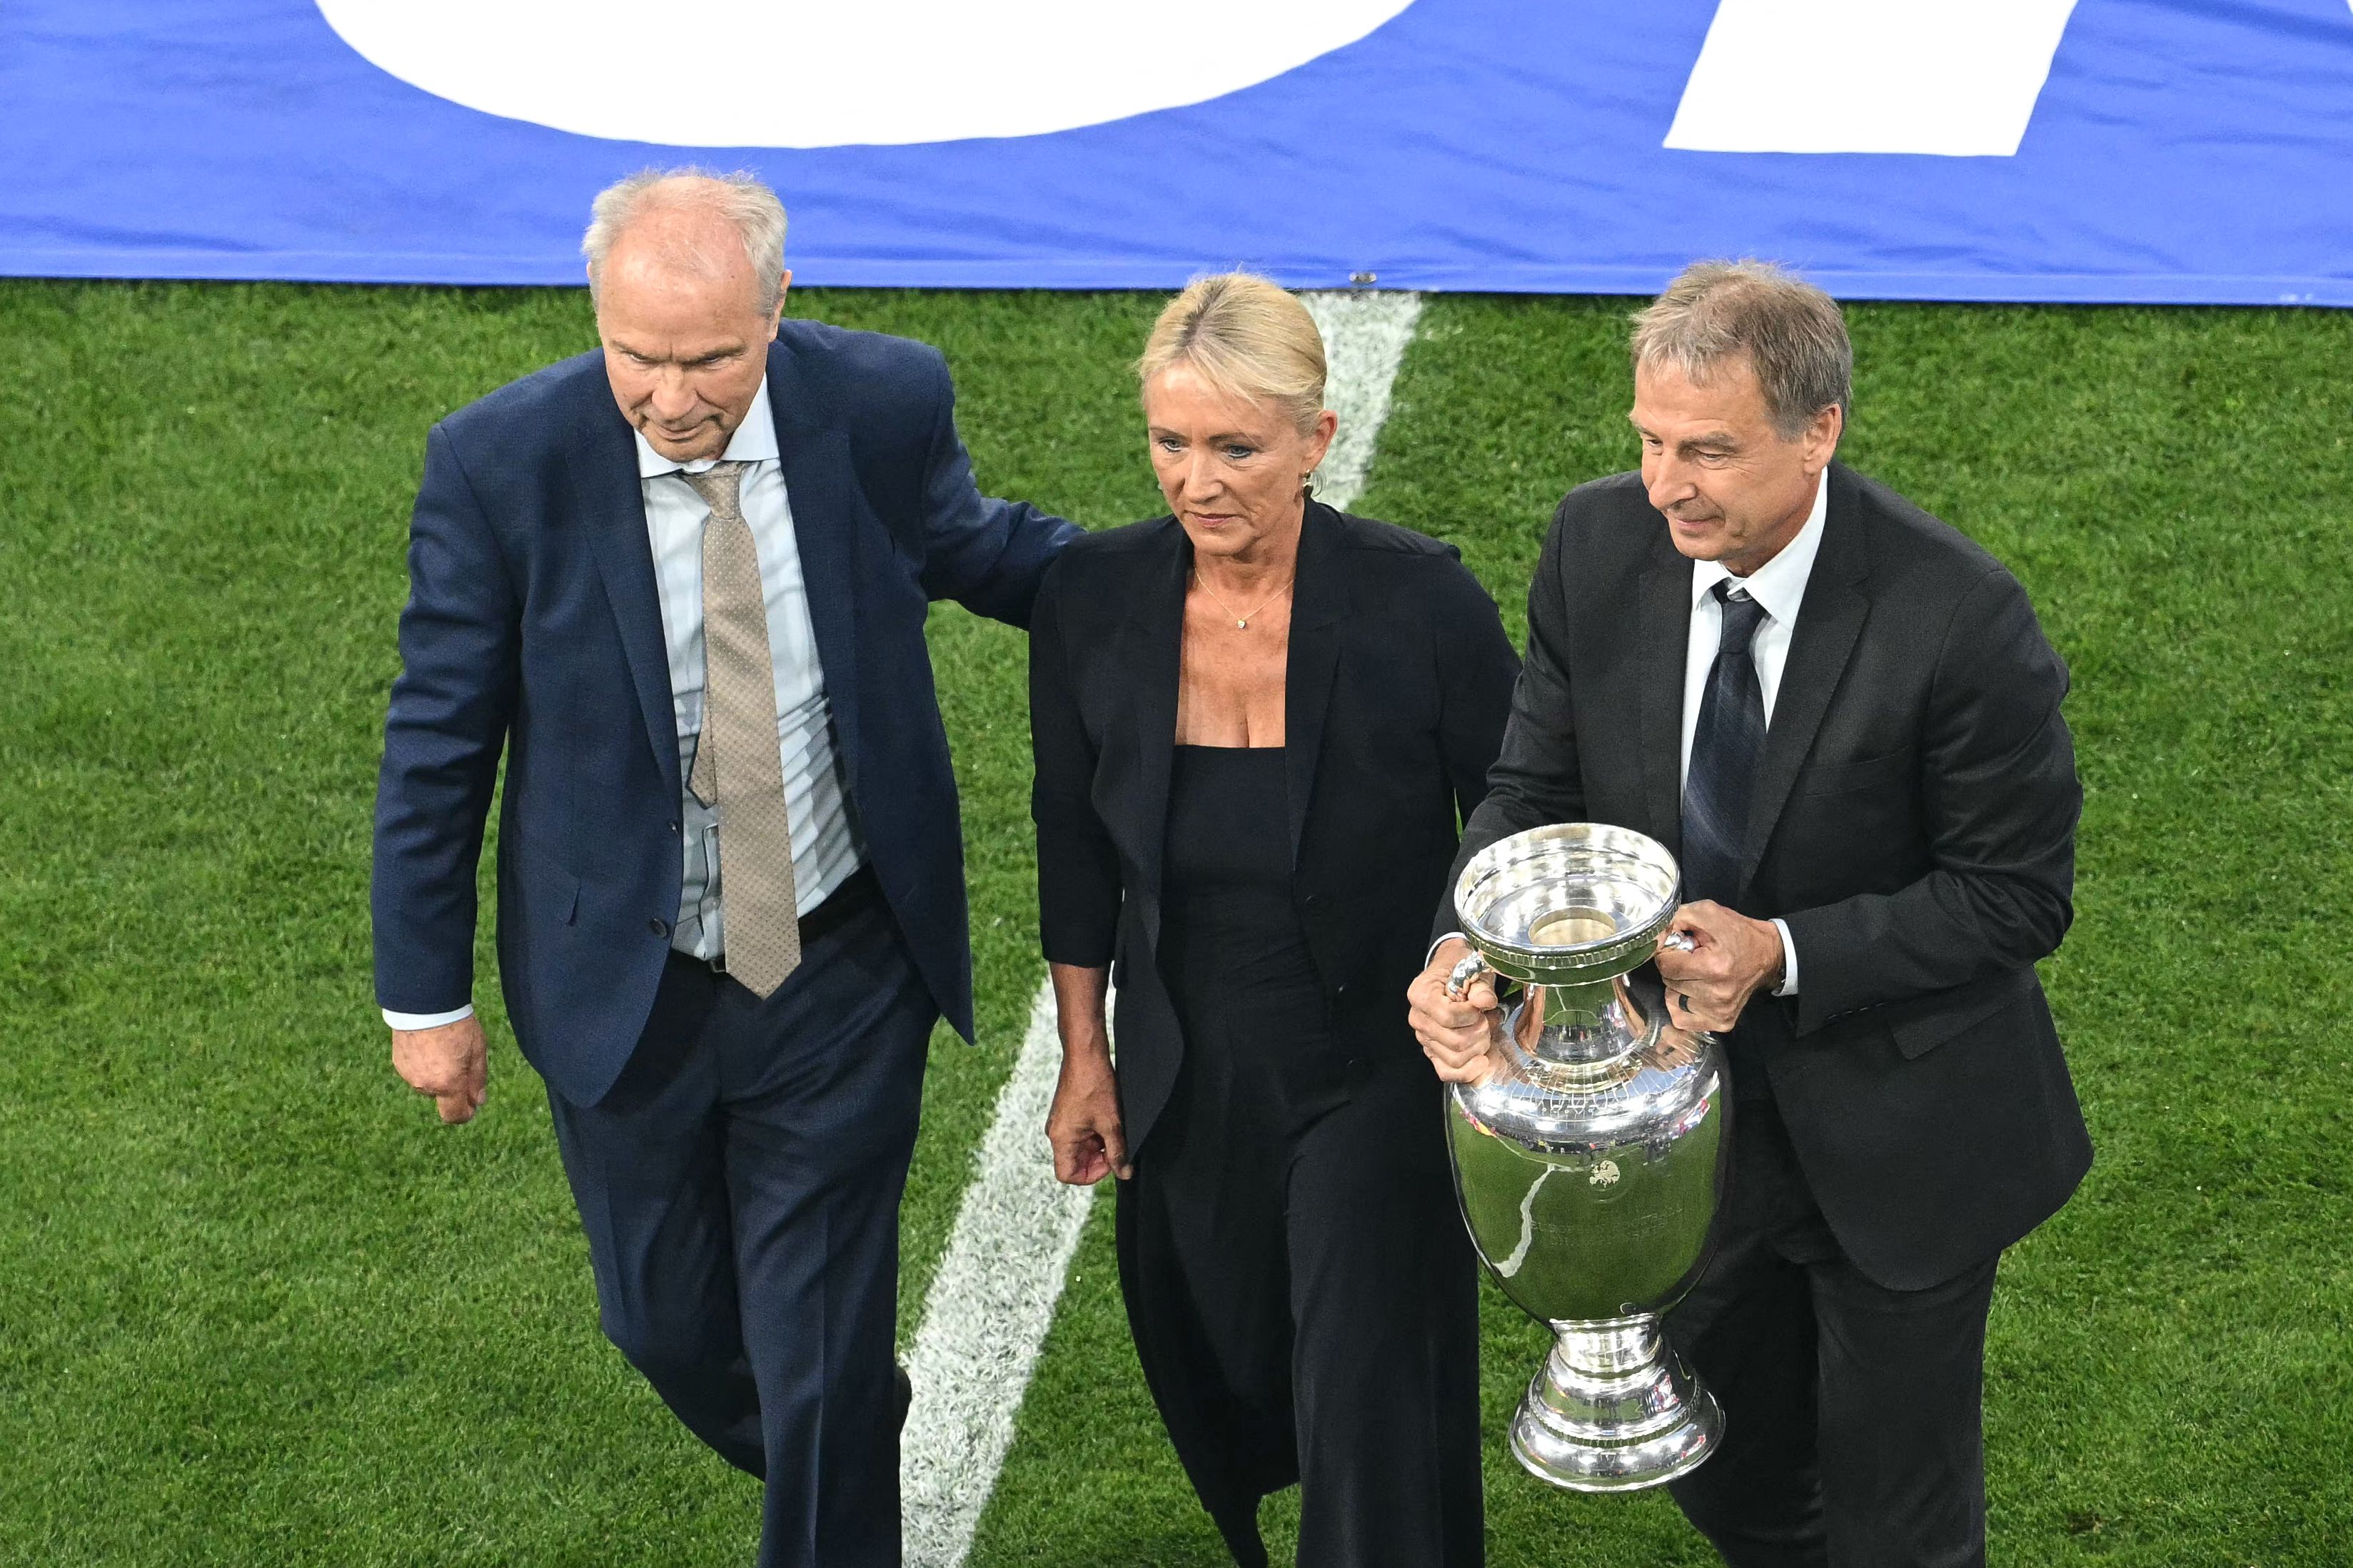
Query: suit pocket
510,846,582,928
1797,747,1915,797
1887,971,2032,1059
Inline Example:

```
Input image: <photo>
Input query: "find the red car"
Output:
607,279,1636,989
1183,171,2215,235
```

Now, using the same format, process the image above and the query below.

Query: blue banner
3,0,2348,303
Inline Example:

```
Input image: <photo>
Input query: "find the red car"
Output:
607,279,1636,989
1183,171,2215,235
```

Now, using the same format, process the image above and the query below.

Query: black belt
687,865,880,978
795,864,880,949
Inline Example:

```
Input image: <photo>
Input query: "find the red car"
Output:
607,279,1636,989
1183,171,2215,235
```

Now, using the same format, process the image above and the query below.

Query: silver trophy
1444,823,1728,1491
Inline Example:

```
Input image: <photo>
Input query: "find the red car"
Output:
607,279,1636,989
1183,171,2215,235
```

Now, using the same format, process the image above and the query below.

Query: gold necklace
1191,570,1293,630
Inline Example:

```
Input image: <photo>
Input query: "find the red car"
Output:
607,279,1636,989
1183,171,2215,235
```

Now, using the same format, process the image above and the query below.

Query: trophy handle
1445,950,1492,1001
1656,929,1698,954
1448,951,1521,1006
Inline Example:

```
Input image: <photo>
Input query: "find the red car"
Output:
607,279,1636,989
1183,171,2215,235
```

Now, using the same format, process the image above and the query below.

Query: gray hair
1137,272,1328,435
583,168,790,316
1630,260,1851,440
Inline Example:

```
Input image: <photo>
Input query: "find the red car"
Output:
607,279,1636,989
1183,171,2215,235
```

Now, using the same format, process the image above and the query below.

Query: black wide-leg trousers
1665,1092,1999,1568
1119,1044,1485,1568
546,877,936,1568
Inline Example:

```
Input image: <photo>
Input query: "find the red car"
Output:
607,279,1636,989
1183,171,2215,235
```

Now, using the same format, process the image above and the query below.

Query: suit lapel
1284,503,1349,867
573,390,682,801
1638,541,1693,857
1116,522,1189,931
766,342,865,773
1738,465,1870,892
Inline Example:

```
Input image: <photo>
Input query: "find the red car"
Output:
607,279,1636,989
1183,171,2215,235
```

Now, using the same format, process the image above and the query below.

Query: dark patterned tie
681,461,801,998
1681,582,1769,909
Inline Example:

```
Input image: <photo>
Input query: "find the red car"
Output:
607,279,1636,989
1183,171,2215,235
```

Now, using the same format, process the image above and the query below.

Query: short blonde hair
1137,273,1327,434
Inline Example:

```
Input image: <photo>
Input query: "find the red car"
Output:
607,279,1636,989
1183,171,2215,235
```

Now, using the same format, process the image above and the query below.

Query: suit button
649,917,670,937
668,820,680,834
1334,982,1351,998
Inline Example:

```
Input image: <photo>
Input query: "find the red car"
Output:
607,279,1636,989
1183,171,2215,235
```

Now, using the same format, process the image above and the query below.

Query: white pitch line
900,981,1097,1567
901,292,1425,1568
1303,290,1426,512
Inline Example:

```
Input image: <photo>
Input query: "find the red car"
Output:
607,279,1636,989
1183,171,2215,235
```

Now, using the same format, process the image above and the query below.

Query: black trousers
1665,1092,1998,1568
546,875,936,1568
1118,1041,1485,1568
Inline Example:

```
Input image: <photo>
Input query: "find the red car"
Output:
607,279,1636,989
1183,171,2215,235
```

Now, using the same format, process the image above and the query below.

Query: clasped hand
1654,901,1785,1033
1409,901,1783,1083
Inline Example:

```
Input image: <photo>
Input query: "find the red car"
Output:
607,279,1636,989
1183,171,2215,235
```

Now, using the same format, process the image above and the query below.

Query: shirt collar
1690,467,1830,623
633,375,780,479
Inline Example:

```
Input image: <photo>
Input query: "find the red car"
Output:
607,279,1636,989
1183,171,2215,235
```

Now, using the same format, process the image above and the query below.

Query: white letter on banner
1664,0,2081,157
317,0,1415,148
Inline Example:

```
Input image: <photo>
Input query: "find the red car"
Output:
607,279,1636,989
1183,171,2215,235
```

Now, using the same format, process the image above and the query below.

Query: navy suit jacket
373,320,1078,1107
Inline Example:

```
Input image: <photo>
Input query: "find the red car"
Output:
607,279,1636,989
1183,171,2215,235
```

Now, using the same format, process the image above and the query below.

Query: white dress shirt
1432,470,1828,996
1681,470,1830,996
384,378,863,1031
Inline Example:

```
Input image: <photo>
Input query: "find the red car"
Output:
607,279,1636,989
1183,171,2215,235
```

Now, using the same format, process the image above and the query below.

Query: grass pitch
0,280,2346,1566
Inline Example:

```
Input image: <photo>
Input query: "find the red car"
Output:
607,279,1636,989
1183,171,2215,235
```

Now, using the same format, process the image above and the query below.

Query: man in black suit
373,170,1075,1567
1408,261,2090,1567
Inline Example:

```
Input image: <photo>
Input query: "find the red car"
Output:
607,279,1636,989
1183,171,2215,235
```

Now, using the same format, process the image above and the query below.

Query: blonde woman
1030,275,1515,1567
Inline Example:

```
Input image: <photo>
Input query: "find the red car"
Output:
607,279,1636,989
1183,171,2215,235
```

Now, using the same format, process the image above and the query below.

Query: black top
1159,746,1323,1028
1162,746,1294,914
1029,502,1520,1158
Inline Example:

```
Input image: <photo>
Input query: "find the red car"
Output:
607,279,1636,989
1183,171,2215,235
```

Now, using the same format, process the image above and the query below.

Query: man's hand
1409,937,1505,1084
1046,1040,1129,1185
1656,901,1785,1034
391,1016,488,1124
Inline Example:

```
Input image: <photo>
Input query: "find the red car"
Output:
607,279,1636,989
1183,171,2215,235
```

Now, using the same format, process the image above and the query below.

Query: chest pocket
1797,746,1914,798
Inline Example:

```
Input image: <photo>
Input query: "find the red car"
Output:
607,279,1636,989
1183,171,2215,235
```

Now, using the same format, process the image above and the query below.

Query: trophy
1443,823,1729,1491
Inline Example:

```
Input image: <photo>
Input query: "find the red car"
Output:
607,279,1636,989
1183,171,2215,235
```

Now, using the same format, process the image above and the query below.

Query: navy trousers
1665,1092,1999,1568
547,875,936,1568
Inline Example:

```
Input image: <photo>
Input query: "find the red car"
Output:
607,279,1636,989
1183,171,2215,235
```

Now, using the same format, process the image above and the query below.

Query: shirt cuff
1770,919,1799,996
383,1003,475,1031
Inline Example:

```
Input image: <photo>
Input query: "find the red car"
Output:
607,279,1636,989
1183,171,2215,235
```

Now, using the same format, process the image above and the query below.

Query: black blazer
1445,462,2092,1290
373,322,1077,1107
1032,502,1518,1157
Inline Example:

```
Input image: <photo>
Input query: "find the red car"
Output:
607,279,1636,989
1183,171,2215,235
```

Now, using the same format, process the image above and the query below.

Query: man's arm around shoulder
908,346,1081,625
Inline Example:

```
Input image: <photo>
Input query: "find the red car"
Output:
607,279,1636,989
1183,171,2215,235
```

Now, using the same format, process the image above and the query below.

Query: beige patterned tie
682,462,801,997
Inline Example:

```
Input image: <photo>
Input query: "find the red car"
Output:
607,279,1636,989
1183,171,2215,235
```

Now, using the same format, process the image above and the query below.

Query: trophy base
1509,1313,1723,1492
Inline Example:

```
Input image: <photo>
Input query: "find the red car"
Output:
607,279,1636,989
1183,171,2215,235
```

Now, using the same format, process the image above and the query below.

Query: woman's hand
1045,961,1129,1184
1047,1045,1130,1185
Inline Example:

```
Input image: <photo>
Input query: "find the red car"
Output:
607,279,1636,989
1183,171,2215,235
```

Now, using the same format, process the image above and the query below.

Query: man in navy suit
371,170,1077,1567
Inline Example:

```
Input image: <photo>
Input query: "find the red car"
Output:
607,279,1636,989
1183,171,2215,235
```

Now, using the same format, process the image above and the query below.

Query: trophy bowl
1444,823,1729,1492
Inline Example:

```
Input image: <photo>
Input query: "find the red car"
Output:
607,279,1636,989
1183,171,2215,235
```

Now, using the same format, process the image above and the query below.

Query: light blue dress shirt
383,377,863,1031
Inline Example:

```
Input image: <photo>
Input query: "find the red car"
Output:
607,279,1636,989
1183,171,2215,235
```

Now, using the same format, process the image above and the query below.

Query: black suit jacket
1446,462,2092,1290
1033,502,1518,1156
373,321,1077,1107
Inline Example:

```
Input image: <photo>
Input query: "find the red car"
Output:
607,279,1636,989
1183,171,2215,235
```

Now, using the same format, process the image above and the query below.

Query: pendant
1236,618,1249,629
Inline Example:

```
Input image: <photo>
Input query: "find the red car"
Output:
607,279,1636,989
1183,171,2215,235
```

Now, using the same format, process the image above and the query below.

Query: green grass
1,280,2347,1565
